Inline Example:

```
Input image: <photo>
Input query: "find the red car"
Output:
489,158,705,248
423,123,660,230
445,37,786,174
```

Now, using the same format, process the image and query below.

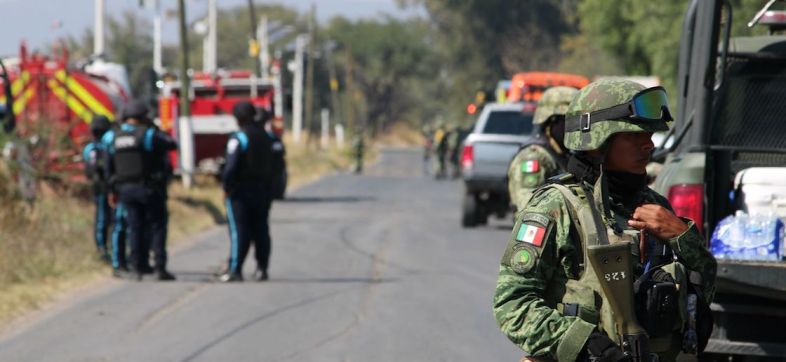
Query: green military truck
653,0,786,359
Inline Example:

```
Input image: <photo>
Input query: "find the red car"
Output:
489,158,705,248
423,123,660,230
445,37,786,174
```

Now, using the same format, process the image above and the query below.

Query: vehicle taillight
667,184,704,234
461,144,474,170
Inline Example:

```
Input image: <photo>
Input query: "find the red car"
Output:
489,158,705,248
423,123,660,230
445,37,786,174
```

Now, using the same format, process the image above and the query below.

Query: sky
0,0,423,56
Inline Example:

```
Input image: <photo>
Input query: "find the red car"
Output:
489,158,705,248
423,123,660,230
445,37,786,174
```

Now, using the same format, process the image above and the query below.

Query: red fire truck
0,42,130,173
156,63,284,175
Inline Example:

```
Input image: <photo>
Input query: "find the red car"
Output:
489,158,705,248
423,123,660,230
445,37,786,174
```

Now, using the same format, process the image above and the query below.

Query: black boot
98,248,111,264
252,268,268,282
156,268,176,281
218,272,243,283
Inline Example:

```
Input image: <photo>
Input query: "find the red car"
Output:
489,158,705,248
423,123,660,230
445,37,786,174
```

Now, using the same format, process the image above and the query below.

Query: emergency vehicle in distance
156,64,287,197
0,42,130,173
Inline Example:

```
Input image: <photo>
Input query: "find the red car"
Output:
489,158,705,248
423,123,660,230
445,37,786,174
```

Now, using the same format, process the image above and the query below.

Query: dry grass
0,137,369,326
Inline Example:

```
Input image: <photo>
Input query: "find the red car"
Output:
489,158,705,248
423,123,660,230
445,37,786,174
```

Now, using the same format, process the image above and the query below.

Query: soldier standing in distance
507,86,577,212
218,102,273,282
494,79,717,361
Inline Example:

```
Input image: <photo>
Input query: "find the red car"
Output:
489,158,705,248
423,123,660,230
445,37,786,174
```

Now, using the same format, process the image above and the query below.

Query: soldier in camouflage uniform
508,86,578,211
493,79,717,361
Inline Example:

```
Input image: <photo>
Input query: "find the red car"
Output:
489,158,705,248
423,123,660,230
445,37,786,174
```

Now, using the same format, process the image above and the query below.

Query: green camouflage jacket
493,179,717,361
508,144,562,212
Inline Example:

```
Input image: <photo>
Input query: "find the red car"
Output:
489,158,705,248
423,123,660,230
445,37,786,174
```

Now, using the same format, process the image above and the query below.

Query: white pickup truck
460,102,535,227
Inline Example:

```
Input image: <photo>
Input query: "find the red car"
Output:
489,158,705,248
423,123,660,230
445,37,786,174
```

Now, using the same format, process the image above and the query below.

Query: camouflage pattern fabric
532,86,579,125
507,144,560,211
564,79,670,151
493,180,717,361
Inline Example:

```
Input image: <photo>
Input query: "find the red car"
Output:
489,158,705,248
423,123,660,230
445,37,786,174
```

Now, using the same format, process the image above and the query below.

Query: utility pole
178,0,195,188
152,0,163,74
304,4,316,145
258,15,270,79
246,0,262,78
326,41,342,131
344,43,355,135
204,0,218,74
94,0,105,56
292,35,306,143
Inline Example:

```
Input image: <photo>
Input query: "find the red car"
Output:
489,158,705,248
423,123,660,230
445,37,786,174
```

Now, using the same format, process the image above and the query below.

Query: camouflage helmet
532,86,578,125
564,79,670,151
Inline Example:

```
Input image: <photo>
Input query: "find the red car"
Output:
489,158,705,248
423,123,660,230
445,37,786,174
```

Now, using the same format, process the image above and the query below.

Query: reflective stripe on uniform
111,203,125,268
225,199,239,272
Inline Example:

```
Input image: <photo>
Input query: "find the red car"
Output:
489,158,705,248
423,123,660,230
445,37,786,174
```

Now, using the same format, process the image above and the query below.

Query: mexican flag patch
516,223,545,247
521,160,539,173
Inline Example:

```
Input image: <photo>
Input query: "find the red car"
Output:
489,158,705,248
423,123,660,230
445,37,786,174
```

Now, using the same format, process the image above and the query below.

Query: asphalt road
0,148,523,362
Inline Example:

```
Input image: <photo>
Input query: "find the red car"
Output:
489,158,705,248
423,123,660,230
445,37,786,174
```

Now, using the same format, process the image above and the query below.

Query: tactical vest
542,180,692,360
235,128,272,184
112,126,150,185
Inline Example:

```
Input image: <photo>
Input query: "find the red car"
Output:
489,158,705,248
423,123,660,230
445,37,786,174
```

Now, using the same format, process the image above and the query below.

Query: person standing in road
219,102,273,282
83,115,112,262
261,108,287,200
102,121,129,275
493,80,716,361
105,100,178,281
507,86,577,212
145,118,176,280
432,121,449,179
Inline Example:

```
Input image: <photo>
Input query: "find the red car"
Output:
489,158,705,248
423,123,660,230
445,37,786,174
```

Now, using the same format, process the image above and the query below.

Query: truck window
711,55,786,155
482,111,533,135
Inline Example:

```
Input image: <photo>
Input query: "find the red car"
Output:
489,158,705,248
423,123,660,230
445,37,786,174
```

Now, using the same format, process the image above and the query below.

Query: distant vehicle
506,72,589,103
653,1,786,358
0,42,130,174
460,102,535,227
157,68,285,176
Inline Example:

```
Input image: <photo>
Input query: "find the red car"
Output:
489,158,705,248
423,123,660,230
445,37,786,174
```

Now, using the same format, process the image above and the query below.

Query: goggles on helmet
565,86,672,132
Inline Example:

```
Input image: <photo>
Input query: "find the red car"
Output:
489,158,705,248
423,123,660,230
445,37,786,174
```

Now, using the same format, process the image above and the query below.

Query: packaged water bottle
741,212,781,261
731,211,748,260
711,213,746,259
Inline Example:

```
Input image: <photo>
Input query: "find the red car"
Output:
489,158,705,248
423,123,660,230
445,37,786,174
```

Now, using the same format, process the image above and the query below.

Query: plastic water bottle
731,211,748,259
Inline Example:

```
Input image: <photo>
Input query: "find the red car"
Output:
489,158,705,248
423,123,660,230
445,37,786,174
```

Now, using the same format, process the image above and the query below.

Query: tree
325,16,438,134
577,0,767,97
398,0,577,120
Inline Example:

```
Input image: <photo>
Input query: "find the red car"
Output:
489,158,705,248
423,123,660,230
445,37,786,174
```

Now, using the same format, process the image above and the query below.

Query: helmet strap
594,146,625,235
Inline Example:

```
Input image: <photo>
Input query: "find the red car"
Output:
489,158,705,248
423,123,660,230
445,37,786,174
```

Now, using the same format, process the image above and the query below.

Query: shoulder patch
520,159,540,173
509,243,538,274
515,213,551,247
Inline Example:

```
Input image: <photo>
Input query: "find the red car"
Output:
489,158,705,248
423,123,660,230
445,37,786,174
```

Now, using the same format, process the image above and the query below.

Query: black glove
583,332,630,362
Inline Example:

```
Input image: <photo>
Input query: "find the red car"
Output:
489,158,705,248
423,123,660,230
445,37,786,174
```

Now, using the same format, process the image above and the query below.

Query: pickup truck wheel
476,201,489,225
462,194,479,228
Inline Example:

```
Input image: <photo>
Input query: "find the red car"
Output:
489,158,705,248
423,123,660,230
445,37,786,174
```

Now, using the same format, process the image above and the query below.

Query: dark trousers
111,202,128,269
150,186,169,268
118,184,167,271
93,192,111,251
225,189,272,274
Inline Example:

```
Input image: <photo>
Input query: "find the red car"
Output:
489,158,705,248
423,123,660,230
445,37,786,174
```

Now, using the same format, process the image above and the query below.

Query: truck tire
476,200,489,225
462,193,479,228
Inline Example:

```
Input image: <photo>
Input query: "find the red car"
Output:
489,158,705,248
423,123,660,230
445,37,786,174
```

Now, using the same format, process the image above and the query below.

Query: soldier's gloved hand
583,332,630,362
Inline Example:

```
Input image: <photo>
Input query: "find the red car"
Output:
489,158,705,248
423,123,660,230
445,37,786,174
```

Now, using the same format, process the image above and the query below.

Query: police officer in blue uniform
83,115,112,262
262,109,287,200
219,102,273,282
102,122,129,275
145,118,175,277
105,100,178,281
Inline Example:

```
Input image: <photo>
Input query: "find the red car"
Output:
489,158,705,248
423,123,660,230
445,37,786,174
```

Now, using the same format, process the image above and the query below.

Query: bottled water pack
710,211,784,261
